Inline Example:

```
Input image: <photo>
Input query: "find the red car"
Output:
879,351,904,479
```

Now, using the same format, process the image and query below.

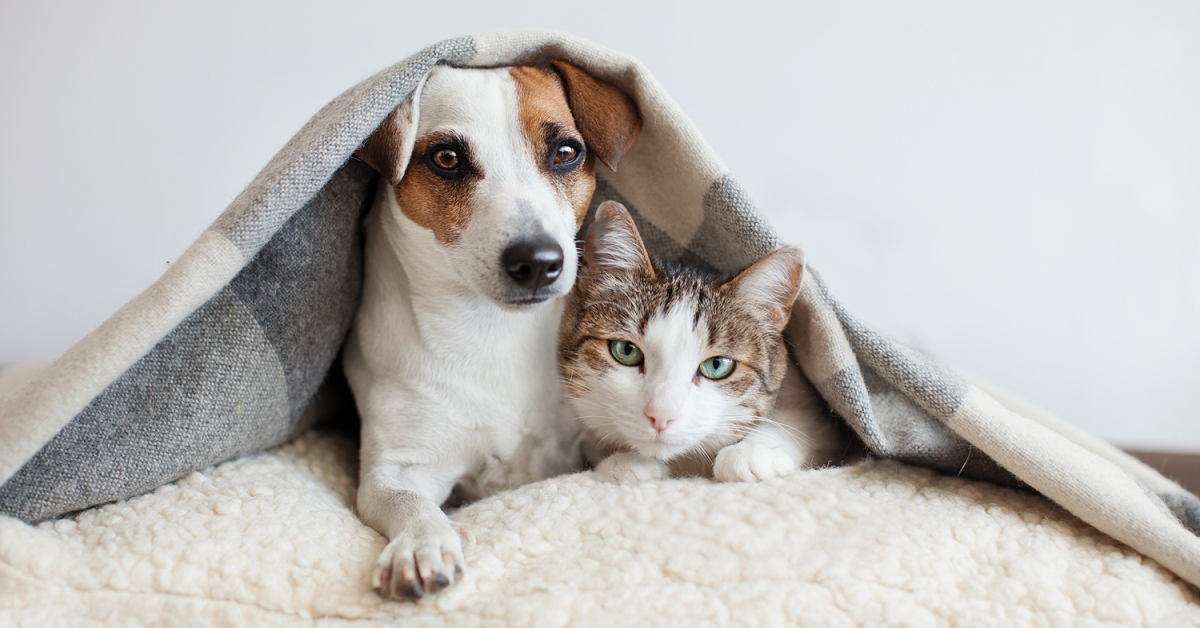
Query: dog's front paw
713,440,800,483
372,520,469,600
594,452,668,484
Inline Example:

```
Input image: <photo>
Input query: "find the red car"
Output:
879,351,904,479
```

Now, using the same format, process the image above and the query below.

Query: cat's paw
594,452,669,484
713,441,800,483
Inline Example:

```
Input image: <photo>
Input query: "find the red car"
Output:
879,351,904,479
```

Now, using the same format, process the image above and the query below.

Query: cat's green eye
609,340,644,366
699,356,735,380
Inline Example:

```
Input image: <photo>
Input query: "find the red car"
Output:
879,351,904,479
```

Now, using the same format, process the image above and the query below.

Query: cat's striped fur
559,201,846,483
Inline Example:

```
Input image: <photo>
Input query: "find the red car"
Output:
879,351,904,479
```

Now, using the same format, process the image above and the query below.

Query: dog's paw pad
595,452,668,484
713,441,799,483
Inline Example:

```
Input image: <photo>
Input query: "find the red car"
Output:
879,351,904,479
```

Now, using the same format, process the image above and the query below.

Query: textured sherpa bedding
3,428,1198,627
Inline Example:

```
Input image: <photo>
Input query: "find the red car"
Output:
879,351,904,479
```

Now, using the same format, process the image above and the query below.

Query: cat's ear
724,246,806,333
581,201,654,284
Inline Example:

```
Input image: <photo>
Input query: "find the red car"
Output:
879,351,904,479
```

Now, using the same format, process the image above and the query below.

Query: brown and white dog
343,61,641,600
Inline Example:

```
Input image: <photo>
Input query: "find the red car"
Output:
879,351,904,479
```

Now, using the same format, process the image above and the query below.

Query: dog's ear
355,80,425,187
581,201,654,289
722,246,806,334
548,60,642,172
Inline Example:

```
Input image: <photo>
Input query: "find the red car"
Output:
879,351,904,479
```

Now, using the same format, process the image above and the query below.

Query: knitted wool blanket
1,29,1198,597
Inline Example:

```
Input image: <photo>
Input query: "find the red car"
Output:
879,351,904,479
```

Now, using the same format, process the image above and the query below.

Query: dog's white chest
347,241,582,504
442,302,577,481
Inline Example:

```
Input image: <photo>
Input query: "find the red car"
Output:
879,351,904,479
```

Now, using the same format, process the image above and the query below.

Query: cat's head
559,201,805,462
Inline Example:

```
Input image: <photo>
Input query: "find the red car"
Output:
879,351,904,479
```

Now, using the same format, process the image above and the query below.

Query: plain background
1,1,1197,451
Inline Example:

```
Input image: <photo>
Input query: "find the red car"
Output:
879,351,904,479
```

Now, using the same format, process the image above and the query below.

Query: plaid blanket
2,29,1197,590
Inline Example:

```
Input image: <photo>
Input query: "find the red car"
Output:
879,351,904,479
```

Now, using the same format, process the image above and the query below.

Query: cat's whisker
755,416,814,438
591,431,635,454
575,416,622,431
561,381,595,396
558,371,597,397
757,422,816,447
721,414,815,446
748,420,816,444
579,422,622,432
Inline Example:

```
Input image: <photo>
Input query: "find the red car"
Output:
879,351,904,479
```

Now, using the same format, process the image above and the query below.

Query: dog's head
356,61,642,309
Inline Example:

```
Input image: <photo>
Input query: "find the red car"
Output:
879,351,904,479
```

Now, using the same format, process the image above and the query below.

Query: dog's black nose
503,236,564,291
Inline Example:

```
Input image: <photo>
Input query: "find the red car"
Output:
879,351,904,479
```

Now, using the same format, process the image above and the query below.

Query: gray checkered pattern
0,161,374,522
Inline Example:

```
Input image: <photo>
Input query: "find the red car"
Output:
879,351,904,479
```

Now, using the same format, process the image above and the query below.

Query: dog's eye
550,140,584,172
432,148,460,171
554,144,579,165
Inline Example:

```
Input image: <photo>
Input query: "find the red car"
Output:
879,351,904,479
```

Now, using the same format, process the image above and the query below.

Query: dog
343,60,642,600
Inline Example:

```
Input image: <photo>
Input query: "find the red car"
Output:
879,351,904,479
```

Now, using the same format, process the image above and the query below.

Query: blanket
2,427,1197,626
1,28,1199,597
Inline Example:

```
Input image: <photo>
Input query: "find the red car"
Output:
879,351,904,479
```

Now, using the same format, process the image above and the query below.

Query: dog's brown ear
355,81,424,187
356,109,403,186
548,60,642,172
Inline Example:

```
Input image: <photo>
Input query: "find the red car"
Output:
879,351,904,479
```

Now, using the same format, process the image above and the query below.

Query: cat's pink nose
646,412,674,433
644,397,679,433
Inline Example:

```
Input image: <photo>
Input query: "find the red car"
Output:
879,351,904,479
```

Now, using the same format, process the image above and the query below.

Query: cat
558,200,848,484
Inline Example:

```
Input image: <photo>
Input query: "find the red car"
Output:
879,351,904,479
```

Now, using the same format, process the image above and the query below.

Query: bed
4,426,1197,626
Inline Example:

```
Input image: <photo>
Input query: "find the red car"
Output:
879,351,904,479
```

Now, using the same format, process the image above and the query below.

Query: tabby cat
559,201,845,483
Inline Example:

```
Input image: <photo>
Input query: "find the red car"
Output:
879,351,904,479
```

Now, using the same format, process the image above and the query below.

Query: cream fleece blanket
2,428,1196,627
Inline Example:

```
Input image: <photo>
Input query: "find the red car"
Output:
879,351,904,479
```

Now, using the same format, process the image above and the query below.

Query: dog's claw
451,522,476,544
371,563,391,592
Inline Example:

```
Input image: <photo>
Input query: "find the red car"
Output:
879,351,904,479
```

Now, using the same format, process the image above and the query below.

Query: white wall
2,1,1197,451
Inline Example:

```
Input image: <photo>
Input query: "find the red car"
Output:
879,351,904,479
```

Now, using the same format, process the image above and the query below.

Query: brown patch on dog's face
511,66,597,226
393,131,481,245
